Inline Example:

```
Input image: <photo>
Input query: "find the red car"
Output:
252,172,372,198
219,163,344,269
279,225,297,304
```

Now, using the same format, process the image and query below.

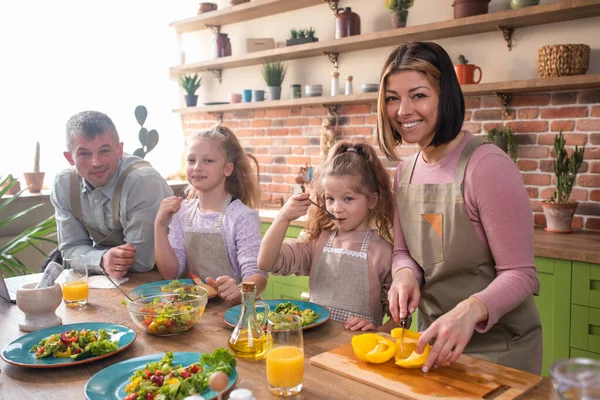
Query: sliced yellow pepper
351,333,396,364
126,376,142,392
55,347,72,358
391,328,431,369
167,377,179,385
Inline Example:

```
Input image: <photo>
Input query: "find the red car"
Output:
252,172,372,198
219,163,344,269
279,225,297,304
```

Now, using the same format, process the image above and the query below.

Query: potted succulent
262,61,287,101
286,27,318,46
179,74,202,107
541,130,585,233
484,126,518,162
23,141,45,193
384,0,414,28
454,54,482,85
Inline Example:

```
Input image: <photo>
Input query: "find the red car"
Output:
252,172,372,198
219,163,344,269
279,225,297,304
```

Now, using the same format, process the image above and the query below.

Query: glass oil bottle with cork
228,282,270,359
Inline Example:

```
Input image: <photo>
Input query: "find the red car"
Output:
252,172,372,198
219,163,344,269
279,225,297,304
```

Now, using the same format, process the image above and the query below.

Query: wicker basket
537,44,590,78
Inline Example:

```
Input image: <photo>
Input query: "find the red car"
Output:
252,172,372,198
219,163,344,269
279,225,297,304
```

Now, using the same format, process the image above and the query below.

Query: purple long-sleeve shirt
167,199,267,281
393,132,540,333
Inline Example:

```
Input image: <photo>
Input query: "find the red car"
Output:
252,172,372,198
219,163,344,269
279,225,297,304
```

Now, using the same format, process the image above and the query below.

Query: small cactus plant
549,130,585,204
33,141,41,172
133,106,159,159
457,54,469,64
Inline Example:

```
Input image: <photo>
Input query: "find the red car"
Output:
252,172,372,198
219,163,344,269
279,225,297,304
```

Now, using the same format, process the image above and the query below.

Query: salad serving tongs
99,264,134,302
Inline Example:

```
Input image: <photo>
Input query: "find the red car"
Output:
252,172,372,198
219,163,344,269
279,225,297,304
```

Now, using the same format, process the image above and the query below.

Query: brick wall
181,89,600,231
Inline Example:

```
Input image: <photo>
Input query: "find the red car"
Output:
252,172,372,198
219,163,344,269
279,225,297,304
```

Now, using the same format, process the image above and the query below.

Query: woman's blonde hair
184,125,261,209
304,141,394,242
377,41,465,161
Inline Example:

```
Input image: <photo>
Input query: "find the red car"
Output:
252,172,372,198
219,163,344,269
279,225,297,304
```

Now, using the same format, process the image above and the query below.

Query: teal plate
1,322,136,368
224,299,330,330
85,352,237,400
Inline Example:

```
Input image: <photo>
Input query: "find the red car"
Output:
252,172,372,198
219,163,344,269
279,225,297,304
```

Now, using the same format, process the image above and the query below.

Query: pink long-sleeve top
392,131,540,333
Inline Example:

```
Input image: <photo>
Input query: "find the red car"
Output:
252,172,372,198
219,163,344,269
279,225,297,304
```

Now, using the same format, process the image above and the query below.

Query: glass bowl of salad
126,283,208,336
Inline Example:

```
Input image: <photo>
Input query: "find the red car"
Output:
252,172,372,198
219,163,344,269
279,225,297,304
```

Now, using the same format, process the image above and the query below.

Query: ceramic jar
214,33,232,58
335,7,360,39
16,282,63,332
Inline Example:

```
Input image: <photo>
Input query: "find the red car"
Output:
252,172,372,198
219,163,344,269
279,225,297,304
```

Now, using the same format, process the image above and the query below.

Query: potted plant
286,27,318,46
262,61,287,101
454,54,482,85
541,130,585,233
384,0,414,28
0,174,21,195
179,74,202,107
23,142,45,193
484,126,518,162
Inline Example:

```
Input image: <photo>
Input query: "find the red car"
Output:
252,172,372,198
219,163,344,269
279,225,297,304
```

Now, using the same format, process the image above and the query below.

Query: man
50,110,173,278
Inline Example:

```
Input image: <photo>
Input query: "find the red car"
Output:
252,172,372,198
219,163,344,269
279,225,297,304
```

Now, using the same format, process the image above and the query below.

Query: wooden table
1,272,556,399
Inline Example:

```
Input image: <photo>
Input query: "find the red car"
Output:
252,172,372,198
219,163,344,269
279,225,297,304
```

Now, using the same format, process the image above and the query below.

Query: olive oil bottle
228,282,270,360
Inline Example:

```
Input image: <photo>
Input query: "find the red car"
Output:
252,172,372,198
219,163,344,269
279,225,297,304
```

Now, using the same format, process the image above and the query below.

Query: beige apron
69,161,150,247
311,229,382,326
183,194,237,282
396,136,542,373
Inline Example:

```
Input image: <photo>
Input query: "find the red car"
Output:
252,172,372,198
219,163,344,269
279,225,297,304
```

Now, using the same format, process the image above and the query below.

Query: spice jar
213,33,232,58
345,75,353,95
335,7,361,39
331,71,340,97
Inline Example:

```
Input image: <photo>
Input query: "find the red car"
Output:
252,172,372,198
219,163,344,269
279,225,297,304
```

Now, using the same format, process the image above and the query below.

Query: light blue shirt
50,154,173,274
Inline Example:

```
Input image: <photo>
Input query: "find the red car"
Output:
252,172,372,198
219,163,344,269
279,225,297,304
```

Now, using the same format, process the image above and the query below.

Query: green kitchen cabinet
534,257,572,376
261,222,309,301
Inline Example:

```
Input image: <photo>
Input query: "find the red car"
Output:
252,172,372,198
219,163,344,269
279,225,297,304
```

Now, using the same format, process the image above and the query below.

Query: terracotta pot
229,0,250,5
541,201,578,233
23,172,45,193
452,0,490,19
454,64,482,85
198,2,217,14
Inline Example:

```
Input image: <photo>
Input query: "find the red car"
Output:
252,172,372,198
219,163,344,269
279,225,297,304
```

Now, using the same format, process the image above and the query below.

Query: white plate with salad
1,322,136,368
85,350,237,400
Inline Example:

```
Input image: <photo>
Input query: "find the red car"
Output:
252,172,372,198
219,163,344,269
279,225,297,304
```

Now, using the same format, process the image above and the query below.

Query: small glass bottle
331,71,340,97
345,75,353,95
228,282,270,360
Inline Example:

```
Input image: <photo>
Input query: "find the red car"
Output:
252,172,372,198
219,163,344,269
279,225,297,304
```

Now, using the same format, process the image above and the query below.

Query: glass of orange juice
62,257,89,307
266,314,304,396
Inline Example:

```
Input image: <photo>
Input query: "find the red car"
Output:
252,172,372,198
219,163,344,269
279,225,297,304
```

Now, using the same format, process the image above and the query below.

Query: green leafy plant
306,27,316,39
261,61,287,87
178,74,202,96
549,130,585,204
289,28,298,40
384,0,414,11
133,106,159,159
298,29,306,39
457,54,469,64
0,175,57,277
485,127,518,163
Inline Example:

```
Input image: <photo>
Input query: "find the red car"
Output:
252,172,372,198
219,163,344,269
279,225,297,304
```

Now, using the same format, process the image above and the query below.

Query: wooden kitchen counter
0,272,556,399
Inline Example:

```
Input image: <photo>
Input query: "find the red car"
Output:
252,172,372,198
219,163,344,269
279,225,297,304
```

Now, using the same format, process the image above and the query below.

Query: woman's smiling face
385,70,440,148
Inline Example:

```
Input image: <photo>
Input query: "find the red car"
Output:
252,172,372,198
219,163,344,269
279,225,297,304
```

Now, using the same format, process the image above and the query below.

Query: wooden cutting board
310,342,543,399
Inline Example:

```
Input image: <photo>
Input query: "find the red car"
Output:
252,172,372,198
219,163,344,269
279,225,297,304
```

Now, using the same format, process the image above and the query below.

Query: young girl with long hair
155,125,266,304
258,141,396,331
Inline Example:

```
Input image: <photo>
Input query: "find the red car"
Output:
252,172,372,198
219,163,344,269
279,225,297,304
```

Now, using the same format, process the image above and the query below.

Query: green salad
123,349,236,400
160,280,200,301
257,301,320,327
30,328,119,360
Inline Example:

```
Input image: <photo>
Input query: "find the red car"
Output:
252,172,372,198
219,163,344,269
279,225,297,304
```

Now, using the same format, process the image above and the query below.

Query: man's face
64,131,123,189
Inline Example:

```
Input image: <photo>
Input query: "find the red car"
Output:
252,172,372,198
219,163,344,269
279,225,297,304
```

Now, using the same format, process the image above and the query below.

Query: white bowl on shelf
305,84,323,97
361,83,379,93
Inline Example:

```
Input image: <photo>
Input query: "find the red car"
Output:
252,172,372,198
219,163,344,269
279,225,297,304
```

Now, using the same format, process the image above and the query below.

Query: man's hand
101,243,136,278
344,316,377,332
155,196,183,229
206,276,240,304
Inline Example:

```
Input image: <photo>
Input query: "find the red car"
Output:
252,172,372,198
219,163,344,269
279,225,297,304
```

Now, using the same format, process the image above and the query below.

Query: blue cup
242,89,252,103
253,90,265,102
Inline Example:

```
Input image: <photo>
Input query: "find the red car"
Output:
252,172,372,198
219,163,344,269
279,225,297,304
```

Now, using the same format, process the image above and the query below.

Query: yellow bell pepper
125,376,142,392
391,328,431,368
55,347,72,358
351,333,396,364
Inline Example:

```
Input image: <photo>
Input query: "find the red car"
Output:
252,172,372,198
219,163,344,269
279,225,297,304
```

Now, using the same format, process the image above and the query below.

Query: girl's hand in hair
155,196,183,229
344,316,377,332
278,193,311,223
388,268,420,324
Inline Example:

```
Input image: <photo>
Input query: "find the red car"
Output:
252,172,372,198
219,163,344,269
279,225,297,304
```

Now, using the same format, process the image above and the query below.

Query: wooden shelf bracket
324,105,338,117
494,92,512,117
323,0,340,15
206,25,221,35
497,26,514,51
208,69,222,84
324,52,339,70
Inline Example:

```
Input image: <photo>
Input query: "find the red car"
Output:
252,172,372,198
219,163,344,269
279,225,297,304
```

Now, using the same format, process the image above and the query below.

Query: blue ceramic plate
224,299,330,330
85,352,237,400
1,322,136,368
